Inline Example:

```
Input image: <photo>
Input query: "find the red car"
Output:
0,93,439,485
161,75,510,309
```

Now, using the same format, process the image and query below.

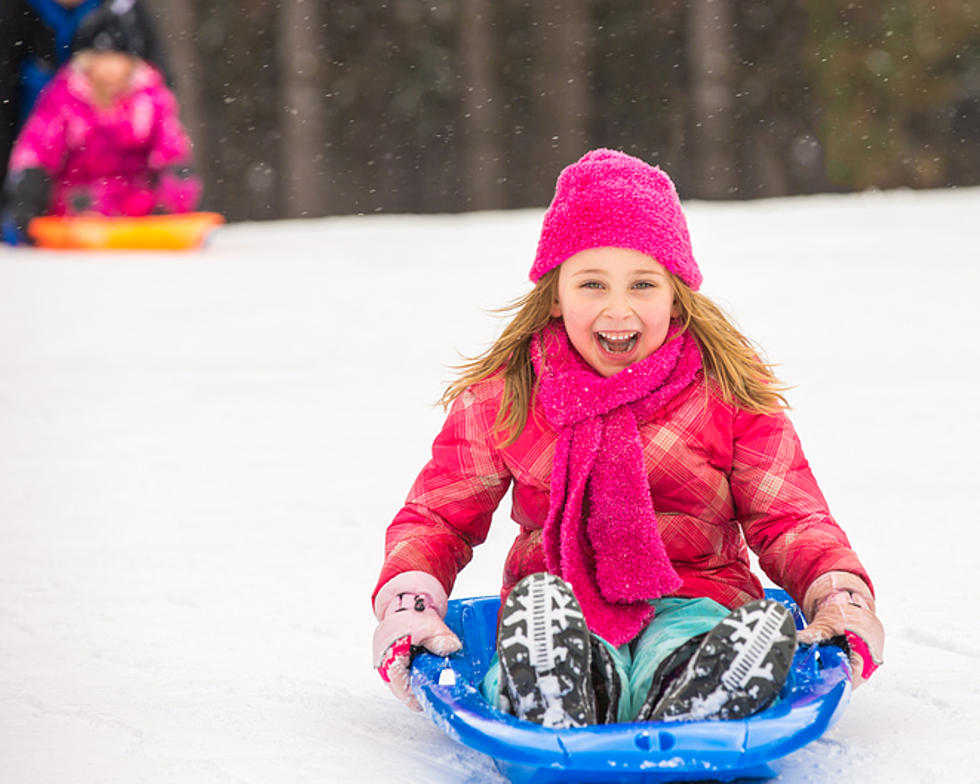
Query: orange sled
28,212,225,250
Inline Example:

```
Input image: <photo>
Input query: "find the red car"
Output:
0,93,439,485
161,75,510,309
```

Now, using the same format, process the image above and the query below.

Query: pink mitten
154,166,203,214
372,571,462,711
797,571,884,688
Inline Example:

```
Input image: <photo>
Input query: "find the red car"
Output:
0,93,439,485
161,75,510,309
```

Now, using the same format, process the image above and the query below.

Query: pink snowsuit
8,59,200,217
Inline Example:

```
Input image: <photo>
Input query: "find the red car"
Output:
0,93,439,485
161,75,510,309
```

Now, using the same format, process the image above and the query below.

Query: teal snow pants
481,596,730,723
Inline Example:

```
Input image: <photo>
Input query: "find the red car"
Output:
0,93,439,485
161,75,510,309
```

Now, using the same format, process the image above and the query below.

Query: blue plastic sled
411,589,851,783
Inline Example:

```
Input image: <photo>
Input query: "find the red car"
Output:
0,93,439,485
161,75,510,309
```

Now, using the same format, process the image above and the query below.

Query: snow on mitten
372,571,461,711
797,571,884,688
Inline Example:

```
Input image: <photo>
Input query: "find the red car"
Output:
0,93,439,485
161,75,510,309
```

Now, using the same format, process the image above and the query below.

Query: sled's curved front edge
412,592,851,784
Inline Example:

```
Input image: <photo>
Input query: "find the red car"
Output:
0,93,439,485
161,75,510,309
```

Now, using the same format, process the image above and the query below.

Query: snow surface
1,187,978,783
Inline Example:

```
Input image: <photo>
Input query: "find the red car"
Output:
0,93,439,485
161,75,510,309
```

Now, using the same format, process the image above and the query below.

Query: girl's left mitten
797,571,884,688
372,571,462,711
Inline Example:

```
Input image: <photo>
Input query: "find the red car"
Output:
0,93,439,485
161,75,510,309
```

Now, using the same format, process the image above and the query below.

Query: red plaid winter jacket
374,371,870,613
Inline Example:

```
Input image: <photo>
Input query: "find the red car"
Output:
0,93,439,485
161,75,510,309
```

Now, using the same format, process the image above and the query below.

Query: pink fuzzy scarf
531,320,703,645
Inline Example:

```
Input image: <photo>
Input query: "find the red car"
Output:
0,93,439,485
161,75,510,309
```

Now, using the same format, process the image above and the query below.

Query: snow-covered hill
1,186,977,783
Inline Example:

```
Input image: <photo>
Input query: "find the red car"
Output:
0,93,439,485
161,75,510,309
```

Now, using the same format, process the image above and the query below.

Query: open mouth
596,331,639,354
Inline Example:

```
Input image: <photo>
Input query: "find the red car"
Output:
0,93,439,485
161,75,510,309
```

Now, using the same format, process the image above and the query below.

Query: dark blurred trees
278,0,328,217
150,0,980,221
802,0,980,190
174,0,283,220
687,0,738,197
458,0,505,209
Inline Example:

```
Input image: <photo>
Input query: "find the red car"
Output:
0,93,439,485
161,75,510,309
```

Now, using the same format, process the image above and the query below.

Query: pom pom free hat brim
530,149,702,290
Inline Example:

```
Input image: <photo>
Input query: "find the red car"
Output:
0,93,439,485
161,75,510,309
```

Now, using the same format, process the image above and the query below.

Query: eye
632,280,656,289
580,280,604,290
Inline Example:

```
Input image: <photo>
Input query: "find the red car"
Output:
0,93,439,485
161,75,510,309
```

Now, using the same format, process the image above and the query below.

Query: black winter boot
497,573,596,728
645,599,797,723
632,633,706,722
590,635,624,724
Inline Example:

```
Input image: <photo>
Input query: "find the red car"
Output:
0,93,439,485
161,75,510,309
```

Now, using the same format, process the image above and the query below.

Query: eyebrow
570,267,668,277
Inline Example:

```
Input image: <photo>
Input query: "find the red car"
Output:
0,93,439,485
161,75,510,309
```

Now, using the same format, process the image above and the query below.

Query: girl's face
551,247,679,377
85,51,136,100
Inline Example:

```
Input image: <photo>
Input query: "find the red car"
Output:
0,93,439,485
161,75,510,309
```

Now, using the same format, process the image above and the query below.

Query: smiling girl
371,149,883,727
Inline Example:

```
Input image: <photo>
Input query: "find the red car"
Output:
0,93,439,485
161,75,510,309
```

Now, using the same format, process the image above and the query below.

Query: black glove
2,167,51,244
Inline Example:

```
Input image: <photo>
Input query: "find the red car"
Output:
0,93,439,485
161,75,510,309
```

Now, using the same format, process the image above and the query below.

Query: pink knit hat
530,149,702,290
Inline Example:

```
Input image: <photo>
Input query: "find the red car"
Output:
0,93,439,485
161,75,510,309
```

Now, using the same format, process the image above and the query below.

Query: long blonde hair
441,269,789,446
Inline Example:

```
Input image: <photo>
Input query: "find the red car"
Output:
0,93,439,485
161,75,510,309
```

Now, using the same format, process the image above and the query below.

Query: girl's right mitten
372,570,461,711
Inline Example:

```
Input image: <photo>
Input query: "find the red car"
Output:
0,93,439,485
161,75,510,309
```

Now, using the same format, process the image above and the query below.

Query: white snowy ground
1,186,977,784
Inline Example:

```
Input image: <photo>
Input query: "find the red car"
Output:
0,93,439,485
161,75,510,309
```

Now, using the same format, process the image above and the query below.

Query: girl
372,149,884,726
2,1,199,244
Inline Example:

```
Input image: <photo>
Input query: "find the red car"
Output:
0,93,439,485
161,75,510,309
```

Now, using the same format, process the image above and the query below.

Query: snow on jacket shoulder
374,370,871,612
8,59,200,217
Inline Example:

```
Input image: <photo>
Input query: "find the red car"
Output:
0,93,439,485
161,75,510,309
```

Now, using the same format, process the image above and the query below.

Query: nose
603,287,633,320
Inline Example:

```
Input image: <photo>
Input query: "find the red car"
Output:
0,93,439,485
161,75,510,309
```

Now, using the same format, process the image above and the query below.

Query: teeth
596,331,639,354
597,331,638,340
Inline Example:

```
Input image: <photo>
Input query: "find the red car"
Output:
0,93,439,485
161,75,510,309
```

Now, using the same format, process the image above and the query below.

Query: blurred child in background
0,0,171,209
2,1,198,244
